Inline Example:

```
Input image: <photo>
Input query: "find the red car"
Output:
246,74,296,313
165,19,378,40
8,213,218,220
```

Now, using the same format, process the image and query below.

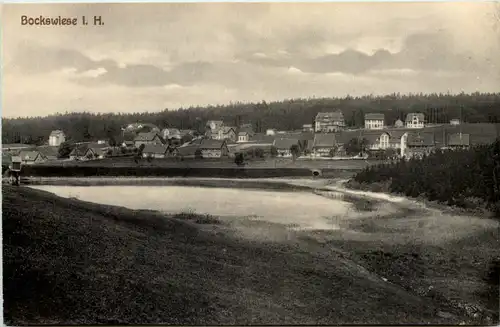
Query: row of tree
352,140,500,215
3,92,500,144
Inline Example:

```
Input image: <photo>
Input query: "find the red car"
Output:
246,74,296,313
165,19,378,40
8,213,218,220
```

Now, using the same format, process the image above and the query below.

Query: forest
3,92,500,144
350,140,500,216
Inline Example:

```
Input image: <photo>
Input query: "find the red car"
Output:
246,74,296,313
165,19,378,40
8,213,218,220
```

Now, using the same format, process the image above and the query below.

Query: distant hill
3,92,500,144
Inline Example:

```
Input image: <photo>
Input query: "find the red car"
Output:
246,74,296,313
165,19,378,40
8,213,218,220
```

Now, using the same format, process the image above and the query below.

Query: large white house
364,113,385,130
405,113,425,129
315,110,345,133
48,130,66,146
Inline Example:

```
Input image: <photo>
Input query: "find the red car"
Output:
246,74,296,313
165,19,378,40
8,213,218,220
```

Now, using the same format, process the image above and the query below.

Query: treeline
3,92,500,144
351,140,500,215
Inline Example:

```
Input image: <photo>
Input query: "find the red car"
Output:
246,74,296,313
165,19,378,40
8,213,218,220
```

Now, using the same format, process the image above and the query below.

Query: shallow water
30,185,352,230
30,182,499,244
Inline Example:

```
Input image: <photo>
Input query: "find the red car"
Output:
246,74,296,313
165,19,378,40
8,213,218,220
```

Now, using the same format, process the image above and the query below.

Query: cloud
241,31,497,76
2,2,500,117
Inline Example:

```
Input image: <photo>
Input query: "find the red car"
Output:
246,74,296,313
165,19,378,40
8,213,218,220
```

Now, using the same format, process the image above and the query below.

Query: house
394,119,404,128
450,119,461,126
161,128,181,140
362,130,408,152
68,142,109,160
18,150,47,165
273,138,300,157
405,113,425,129
447,133,470,149
69,144,89,161
36,146,60,161
133,132,165,147
142,144,169,158
302,124,314,132
175,144,200,159
238,132,250,143
312,134,337,157
315,110,346,133
206,120,224,138
49,130,66,147
84,143,110,160
249,134,275,145
199,139,229,158
404,132,435,158
217,126,237,142
266,129,277,136
364,113,385,130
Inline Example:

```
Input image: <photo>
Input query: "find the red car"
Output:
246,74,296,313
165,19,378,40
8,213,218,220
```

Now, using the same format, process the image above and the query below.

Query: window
380,134,389,148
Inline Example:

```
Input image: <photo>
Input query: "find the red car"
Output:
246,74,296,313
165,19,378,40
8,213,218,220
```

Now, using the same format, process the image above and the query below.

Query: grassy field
3,186,499,325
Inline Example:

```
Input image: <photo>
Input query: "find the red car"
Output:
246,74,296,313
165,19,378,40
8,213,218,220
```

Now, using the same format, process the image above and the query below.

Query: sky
2,2,500,118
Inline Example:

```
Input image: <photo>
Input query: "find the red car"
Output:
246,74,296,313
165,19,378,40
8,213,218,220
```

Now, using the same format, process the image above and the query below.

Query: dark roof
250,134,275,144
19,150,45,161
313,134,336,148
222,126,236,134
315,111,344,122
134,132,162,142
407,132,435,146
296,132,314,141
69,144,90,157
176,145,199,156
238,132,249,136
447,133,470,146
36,146,59,158
365,113,385,120
199,139,226,149
273,138,299,149
142,144,168,154
423,123,500,146
238,126,255,135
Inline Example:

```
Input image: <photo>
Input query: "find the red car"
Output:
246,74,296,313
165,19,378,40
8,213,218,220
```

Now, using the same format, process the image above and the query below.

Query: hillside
3,92,500,144
2,186,480,325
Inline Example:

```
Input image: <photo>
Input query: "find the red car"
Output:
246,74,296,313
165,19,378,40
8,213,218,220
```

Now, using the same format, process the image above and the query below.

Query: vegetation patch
349,141,500,217
173,211,221,225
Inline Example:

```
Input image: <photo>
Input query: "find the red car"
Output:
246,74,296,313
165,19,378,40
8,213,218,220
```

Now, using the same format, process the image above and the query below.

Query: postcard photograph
1,2,500,325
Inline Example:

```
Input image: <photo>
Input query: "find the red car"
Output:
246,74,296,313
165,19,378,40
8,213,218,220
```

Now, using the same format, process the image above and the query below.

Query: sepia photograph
1,1,500,325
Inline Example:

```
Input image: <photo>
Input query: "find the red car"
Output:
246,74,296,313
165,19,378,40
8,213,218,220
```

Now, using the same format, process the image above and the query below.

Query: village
2,110,498,167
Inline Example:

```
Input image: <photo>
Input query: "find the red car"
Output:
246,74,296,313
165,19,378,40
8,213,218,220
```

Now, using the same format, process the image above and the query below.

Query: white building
364,113,385,130
450,119,461,126
48,130,66,146
237,132,250,143
315,111,345,133
405,113,425,129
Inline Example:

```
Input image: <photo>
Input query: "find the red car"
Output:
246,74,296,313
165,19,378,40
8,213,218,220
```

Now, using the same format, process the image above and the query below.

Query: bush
234,153,245,166
352,140,500,215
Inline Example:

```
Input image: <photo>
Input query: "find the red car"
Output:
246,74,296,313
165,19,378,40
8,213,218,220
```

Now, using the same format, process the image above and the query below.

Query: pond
30,185,354,230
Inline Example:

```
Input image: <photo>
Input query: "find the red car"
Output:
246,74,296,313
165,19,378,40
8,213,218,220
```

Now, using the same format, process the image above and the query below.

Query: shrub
352,140,500,215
